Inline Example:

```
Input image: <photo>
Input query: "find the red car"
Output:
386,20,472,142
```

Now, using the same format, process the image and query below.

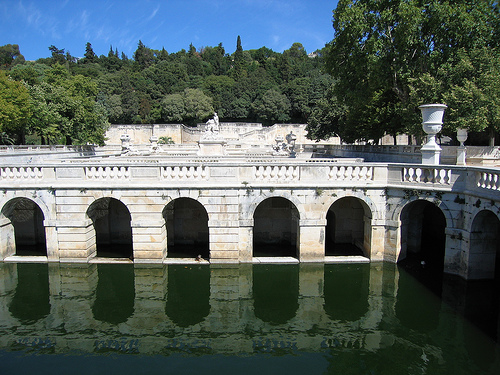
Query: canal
0,262,499,374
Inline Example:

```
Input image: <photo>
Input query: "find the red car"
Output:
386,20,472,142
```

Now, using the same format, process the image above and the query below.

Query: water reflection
0,262,499,374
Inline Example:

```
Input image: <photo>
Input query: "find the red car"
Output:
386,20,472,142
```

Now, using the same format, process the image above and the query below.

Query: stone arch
390,196,454,229
1,197,47,256
325,196,373,257
87,197,133,258
398,199,447,272
243,192,306,223
253,197,300,258
469,209,500,279
162,197,209,259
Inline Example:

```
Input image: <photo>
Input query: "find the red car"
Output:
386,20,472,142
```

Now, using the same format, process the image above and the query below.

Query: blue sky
0,0,338,61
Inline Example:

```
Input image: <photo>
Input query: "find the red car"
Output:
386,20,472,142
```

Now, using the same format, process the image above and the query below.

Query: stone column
299,219,326,262
369,219,390,261
44,219,59,261
131,220,167,263
0,217,15,259
209,224,240,263
443,228,468,278
238,219,253,262
57,219,96,262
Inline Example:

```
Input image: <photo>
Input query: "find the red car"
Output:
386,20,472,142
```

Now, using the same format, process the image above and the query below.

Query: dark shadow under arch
399,200,446,272
163,198,209,258
470,210,500,279
325,197,371,256
253,264,299,325
9,263,50,324
92,264,135,325
165,265,210,327
87,198,133,258
253,197,299,257
2,197,47,256
324,263,369,322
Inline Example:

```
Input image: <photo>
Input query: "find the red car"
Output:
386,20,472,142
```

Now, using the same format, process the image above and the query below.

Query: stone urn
456,128,468,165
419,104,447,165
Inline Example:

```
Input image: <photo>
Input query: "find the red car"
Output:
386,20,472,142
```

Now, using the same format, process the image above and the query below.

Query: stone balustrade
0,159,497,197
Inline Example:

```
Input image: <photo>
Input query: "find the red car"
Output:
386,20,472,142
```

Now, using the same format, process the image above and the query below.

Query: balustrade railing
253,165,299,181
402,167,452,185
162,166,208,180
476,170,500,191
0,166,44,180
329,166,373,181
85,166,130,180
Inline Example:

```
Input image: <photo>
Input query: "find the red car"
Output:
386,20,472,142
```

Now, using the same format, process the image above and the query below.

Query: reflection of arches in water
165,265,210,327
87,198,133,258
2,197,47,256
470,210,500,279
163,198,209,258
92,264,135,325
323,264,369,322
325,197,371,256
253,198,299,257
399,200,446,272
253,264,299,325
9,263,50,324
395,268,441,332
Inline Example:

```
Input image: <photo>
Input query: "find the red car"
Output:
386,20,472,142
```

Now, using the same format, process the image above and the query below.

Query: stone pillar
238,219,253,262
44,219,59,261
0,217,15,259
57,219,96,262
209,224,240,263
131,220,167,263
369,220,389,262
299,219,326,262
444,228,468,278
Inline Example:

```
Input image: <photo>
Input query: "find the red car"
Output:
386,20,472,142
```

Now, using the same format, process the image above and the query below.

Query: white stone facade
0,154,499,280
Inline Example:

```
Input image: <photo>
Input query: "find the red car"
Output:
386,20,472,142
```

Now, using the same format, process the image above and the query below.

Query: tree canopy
309,0,500,144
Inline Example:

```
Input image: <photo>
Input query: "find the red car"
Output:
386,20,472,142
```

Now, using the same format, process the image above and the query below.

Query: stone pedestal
198,138,226,156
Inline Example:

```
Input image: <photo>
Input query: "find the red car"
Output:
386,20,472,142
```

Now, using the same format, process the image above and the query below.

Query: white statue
206,112,220,133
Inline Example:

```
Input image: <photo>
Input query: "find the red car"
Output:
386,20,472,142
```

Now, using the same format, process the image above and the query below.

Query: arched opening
92,264,135,325
163,198,209,259
253,264,299,325
87,198,133,258
470,210,500,279
253,197,299,257
9,263,50,324
325,197,371,256
165,265,210,327
399,200,446,273
1,198,47,256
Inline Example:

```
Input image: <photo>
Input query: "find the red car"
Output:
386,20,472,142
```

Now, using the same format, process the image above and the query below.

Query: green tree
0,44,25,70
84,42,97,63
323,0,500,144
252,88,291,125
0,71,31,142
162,88,213,125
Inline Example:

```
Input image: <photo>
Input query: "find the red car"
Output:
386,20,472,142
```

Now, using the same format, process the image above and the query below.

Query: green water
0,262,499,375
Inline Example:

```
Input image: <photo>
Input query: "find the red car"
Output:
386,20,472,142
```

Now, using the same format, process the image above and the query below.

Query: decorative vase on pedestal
419,104,447,165
456,128,468,166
